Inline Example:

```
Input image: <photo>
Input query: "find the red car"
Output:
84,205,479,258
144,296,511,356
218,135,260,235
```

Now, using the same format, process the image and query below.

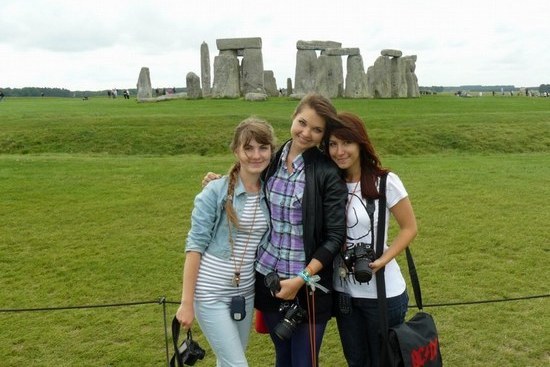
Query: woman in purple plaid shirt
253,93,347,367
204,93,347,367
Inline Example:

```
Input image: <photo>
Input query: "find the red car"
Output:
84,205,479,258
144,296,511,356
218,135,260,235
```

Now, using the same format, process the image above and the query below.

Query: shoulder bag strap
375,174,390,338
405,247,423,310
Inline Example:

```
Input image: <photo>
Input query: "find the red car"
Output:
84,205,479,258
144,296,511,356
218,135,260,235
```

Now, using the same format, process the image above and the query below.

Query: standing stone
212,53,240,98
286,78,293,96
366,56,392,98
263,70,278,97
403,55,420,98
241,48,265,94
136,67,152,100
345,55,368,98
314,55,330,97
186,72,202,99
200,42,211,97
294,50,317,94
392,57,408,98
315,55,341,98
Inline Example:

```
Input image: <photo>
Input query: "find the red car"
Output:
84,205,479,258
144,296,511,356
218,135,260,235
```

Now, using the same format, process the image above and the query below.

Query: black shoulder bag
376,174,443,367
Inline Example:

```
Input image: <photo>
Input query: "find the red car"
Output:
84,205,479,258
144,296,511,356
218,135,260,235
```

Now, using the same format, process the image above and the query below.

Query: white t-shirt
333,172,408,298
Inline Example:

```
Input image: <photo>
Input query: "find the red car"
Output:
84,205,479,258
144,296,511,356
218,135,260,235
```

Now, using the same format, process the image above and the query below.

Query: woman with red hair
328,112,418,367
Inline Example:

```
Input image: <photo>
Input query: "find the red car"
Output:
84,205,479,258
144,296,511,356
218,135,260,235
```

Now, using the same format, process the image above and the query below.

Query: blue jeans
194,297,255,367
262,309,327,367
335,291,409,367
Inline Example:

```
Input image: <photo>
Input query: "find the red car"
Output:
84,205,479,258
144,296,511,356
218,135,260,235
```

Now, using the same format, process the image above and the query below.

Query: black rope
0,294,547,314
0,300,159,313
412,293,550,308
0,293,546,365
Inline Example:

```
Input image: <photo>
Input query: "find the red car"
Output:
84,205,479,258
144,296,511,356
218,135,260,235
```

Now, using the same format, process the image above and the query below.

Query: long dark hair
330,112,388,199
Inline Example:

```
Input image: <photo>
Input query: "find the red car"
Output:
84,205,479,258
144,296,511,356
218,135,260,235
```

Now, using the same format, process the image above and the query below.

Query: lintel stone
296,40,342,50
324,48,360,56
217,37,262,50
381,49,403,57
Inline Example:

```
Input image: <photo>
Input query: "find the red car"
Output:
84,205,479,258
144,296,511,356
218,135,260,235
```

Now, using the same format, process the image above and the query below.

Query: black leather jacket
258,142,347,317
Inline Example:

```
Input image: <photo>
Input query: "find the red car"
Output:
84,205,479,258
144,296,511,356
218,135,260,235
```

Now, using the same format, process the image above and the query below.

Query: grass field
1,95,549,366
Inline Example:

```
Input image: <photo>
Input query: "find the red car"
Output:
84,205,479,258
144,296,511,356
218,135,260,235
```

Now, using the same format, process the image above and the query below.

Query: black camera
264,271,307,340
342,242,376,283
177,337,206,366
274,302,308,340
170,317,206,366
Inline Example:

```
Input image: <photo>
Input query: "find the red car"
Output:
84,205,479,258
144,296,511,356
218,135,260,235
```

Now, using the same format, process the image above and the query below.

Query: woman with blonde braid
176,117,276,367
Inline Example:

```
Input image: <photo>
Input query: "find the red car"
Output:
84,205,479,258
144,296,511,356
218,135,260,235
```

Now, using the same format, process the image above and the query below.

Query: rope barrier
0,293,547,314
0,299,162,313
0,293,547,365
417,293,549,308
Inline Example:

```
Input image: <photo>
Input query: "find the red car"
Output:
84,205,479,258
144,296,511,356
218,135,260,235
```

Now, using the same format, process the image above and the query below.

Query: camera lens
274,319,296,340
354,260,373,283
353,243,375,283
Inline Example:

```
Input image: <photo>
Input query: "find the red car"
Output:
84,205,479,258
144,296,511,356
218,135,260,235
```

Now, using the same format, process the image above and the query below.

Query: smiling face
289,106,326,154
234,138,272,176
328,135,361,178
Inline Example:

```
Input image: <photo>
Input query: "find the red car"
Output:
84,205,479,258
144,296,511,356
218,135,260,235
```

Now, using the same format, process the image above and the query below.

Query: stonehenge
211,37,267,98
294,42,419,99
367,49,420,98
136,37,421,102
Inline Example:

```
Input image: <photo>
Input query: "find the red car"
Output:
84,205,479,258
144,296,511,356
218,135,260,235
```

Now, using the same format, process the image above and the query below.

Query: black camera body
342,242,376,283
170,317,206,367
274,302,308,340
177,338,206,366
264,271,308,340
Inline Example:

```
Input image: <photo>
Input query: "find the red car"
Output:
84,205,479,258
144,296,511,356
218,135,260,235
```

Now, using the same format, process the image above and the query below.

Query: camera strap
169,316,194,367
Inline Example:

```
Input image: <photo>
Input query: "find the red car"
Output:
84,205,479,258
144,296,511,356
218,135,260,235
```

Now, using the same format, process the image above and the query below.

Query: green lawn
0,95,549,366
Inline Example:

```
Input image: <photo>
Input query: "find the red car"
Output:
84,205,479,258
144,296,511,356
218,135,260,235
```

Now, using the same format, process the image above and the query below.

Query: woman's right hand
202,172,222,188
176,303,195,330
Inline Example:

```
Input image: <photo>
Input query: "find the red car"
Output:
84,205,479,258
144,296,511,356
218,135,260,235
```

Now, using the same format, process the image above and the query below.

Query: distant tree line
539,84,550,94
0,87,137,98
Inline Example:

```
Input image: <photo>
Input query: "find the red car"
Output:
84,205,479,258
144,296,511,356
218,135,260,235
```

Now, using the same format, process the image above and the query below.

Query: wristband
298,270,310,283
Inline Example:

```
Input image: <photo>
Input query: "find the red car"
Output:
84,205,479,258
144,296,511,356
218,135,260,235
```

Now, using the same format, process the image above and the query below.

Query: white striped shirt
194,193,267,303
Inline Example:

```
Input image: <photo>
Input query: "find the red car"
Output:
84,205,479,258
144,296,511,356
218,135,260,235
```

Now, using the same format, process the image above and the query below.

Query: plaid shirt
256,142,306,278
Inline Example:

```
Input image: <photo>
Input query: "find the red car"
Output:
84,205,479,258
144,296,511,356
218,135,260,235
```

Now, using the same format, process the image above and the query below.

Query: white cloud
1,0,549,90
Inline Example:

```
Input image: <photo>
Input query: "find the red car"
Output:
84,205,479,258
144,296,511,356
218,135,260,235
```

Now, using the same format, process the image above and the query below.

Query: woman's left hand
369,259,385,274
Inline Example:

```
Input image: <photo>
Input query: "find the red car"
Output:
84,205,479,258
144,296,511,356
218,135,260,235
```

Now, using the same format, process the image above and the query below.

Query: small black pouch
230,295,246,321
338,292,352,315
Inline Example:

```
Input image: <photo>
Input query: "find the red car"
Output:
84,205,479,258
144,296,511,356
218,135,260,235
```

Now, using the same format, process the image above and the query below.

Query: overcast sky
1,0,548,91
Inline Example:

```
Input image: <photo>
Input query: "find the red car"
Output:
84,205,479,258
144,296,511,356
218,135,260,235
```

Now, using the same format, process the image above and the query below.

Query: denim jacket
185,175,270,259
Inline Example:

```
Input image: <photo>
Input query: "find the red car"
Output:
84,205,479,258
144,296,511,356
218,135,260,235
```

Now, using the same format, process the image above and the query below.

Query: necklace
346,181,360,214
228,193,260,287
339,181,361,279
